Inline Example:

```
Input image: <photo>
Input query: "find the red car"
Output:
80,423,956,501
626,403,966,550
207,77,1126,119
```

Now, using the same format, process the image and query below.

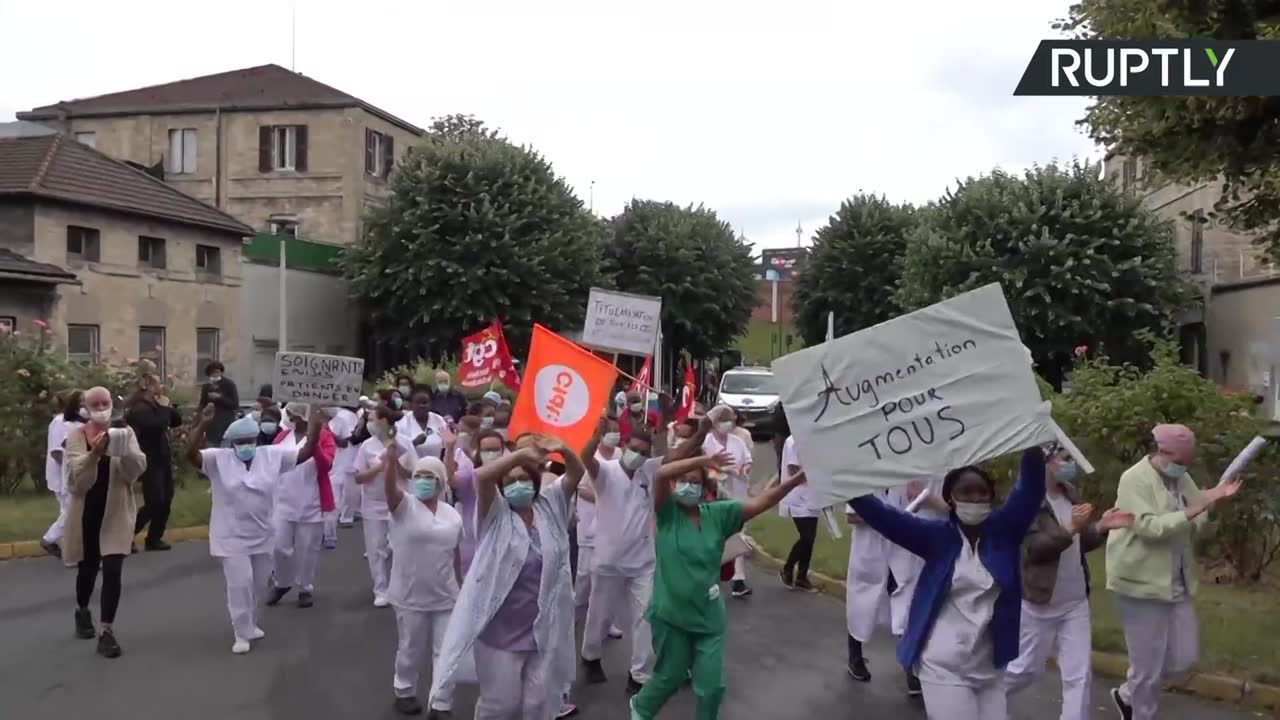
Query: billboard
761,248,806,281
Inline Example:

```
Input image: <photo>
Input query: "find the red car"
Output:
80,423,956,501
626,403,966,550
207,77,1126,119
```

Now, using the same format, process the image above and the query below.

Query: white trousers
42,490,70,544
1113,593,1199,720
322,513,338,545
581,573,654,683
363,518,392,600
337,472,360,523
474,639,554,720
921,679,1006,720
272,519,323,592
574,545,594,609
1002,599,1091,720
394,606,455,710
222,553,273,640
732,555,748,581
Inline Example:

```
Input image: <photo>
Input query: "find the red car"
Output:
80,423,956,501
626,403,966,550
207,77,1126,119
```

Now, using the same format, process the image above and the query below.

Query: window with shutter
365,128,376,175
295,125,308,172
259,126,272,172
382,135,394,178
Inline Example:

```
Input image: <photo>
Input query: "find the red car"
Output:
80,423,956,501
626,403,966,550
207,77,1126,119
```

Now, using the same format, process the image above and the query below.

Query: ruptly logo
533,364,589,427
1015,40,1280,96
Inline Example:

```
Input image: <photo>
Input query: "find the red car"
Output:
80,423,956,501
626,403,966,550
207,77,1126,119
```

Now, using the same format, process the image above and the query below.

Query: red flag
676,362,697,421
459,320,521,392
628,356,652,395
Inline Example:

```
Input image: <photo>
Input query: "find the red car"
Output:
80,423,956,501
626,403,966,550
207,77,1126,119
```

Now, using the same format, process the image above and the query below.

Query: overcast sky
0,0,1096,252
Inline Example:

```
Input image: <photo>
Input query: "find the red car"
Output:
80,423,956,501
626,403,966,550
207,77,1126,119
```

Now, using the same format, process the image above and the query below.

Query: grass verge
747,509,1280,685
0,476,212,544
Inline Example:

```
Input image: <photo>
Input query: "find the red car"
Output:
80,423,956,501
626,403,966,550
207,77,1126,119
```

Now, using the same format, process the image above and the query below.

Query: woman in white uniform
355,405,416,607
399,389,447,460
701,405,753,598
382,444,463,717
433,435,585,720
778,434,820,592
189,410,321,653
847,448,1047,720
41,391,84,558
325,405,361,539
266,402,336,609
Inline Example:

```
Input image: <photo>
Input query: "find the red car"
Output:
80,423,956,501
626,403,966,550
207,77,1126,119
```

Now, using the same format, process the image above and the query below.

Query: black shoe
297,591,314,608
97,630,122,658
41,539,62,558
74,608,95,639
393,696,423,715
144,539,172,551
794,577,819,593
626,675,644,696
582,657,608,684
906,672,923,698
847,658,871,682
730,580,752,598
1111,688,1132,720
779,566,795,589
425,710,451,720
266,585,292,606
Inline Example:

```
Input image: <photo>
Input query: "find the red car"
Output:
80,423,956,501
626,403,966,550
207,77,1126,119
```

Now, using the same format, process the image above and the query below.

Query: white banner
581,287,662,356
772,283,1056,503
275,352,365,406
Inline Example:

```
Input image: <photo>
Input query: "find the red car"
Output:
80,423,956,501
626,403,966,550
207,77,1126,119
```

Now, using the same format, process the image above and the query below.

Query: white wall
235,263,359,398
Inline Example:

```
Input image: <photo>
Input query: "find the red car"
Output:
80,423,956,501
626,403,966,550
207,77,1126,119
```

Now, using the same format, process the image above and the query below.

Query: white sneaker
373,596,390,608
247,627,266,641
232,639,251,655
608,625,624,639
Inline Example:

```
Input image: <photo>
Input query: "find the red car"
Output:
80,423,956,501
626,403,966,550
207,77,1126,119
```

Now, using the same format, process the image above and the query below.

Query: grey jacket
1020,486,1108,606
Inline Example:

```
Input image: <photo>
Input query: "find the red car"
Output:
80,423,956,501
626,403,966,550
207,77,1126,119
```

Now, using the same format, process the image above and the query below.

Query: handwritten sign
275,352,365,406
581,288,661,357
772,283,1055,503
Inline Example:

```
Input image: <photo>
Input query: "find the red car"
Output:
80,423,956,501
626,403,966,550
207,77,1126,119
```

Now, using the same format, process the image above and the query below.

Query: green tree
1058,0,1280,261
792,194,918,345
602,200,758,360
896,162,1196,388
341,116,604,360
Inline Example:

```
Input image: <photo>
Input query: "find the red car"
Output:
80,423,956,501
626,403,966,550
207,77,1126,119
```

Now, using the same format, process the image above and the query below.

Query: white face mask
89,408,112,425
622,449,647,471
630,402,645,413
716,421,734,435
954,501,992,526
601,432,621,448
480,449,503,463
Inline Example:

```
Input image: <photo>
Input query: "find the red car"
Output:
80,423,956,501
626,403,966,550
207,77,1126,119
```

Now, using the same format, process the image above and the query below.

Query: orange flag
508,324,619,454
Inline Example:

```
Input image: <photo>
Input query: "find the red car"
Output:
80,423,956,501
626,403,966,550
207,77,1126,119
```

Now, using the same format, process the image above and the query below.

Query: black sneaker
425,710,451,720
794,577,820,593
41,539,62,558
906,672,923,698
582,657,608,684
97,630,122,658
626,675,644,696
779,566,795,589
74,608,95,639
1111,688,1132,720
145,539,172,551
730,580,752,598
847,658,871,682
297,591,314,609
266,585,292,606
393,696,423,715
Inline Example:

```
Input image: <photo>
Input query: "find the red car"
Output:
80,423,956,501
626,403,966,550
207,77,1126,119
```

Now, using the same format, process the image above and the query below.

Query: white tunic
328,409,360,478
590,458,658,577
778,436,818,518
396,412,447,460
203,446,298,557
846,491,894,641
388,495,463,612
917,528,999,686
45,416,72,494
273,429,322,523
355,435,416,521
701,433,753,500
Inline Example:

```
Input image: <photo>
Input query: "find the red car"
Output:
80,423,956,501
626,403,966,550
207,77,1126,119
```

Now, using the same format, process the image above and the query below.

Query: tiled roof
18,64,423,135
0,247,76,283
0,135,252,236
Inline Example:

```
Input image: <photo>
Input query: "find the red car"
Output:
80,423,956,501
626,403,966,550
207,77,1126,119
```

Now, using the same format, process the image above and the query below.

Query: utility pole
291,1,297,71
589,180,595,213
795,220,803,248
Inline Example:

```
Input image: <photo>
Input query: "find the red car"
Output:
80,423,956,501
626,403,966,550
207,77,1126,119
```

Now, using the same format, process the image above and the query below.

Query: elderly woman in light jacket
63,386,147,659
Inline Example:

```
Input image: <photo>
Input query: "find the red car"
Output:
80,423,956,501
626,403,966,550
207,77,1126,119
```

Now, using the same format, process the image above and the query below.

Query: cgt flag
459,320,521,392
628,356,652,395
676,361,697,421
508,324,619,454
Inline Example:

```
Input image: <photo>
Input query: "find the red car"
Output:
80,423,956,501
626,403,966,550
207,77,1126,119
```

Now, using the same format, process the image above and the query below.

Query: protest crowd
31,285,1259,720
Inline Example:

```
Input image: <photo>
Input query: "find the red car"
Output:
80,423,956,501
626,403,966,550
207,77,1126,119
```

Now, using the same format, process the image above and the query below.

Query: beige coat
63,425,147,566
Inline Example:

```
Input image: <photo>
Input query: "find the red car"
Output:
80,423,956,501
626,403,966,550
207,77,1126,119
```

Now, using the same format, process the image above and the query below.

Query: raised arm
186,404,215,468
667,416,712,462
537,436,586,498
742,470,806,521
654,451,730,511
991,447,1049,540
294,407,324,466
384,437,406,514
848,493,940,559
477,446,544,516
581,420,604,480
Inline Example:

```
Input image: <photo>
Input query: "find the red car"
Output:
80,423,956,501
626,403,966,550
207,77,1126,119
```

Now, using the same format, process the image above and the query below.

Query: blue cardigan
849,448,1046,674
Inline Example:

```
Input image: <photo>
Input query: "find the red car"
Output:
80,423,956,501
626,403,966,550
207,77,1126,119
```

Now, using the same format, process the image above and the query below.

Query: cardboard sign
581,287,661,356
772,283,1055,503
275,352,365,406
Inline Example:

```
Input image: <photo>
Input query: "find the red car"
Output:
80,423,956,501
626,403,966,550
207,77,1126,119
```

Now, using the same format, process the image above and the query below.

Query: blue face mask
1163,462,1188,479
1055,460,1079,485
259,421,278,437
411,476,437,500
503,480,536,508
673,482,702,506
393,397,404,409
234,444,257,462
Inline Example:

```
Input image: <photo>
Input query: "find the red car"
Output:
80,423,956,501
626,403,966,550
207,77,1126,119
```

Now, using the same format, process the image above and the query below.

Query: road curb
1,525,210,561
744,536,1279,712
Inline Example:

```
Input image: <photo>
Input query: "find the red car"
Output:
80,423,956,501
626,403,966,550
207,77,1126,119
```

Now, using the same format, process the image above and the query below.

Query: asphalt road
0,441,1260,719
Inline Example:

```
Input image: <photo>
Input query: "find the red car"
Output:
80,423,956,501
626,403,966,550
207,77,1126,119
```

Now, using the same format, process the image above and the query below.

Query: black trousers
77,478,123,623
785,517,819,580
133,460,174,543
